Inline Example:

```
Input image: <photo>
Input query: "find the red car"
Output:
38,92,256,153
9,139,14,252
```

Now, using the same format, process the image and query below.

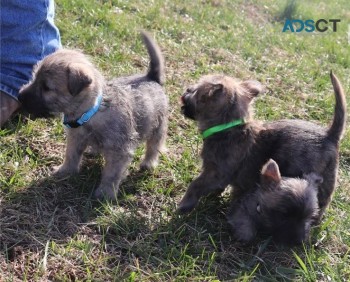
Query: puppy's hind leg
315,164,338,224
94,150,133,200
140,118,167,170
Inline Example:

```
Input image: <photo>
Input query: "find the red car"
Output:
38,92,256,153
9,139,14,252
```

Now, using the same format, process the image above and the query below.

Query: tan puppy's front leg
53,132,88,178
94,150,133,200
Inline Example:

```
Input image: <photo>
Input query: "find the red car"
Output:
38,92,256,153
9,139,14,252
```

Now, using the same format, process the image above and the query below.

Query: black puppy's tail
327,71,347,143
141,31,165,86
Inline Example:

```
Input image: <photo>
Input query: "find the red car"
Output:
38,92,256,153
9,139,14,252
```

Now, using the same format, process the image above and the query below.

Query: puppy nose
181,92,190,104
180,95,185,104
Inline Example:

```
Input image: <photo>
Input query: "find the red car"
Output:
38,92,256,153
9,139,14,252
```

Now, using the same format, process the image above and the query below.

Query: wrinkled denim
0,0,61,100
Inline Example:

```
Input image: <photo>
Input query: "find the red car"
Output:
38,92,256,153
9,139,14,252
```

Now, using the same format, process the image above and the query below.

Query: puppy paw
177,196,199,214
94,185,119,201
159,145,168,154
122,169,130,179
140,159,158,171
52,165,76,179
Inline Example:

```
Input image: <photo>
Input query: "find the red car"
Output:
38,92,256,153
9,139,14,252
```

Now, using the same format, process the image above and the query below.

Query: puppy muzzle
181,92,196,120
18,89,55,119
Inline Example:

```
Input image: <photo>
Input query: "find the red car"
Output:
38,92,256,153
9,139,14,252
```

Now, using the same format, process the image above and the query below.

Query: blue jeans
0,0,61,100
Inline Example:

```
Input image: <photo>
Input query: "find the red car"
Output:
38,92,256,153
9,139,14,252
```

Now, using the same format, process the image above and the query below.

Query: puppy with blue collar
18,31,168,200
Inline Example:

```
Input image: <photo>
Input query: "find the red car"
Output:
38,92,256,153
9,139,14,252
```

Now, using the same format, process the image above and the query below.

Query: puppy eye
187,87,197,94
256,204,261,213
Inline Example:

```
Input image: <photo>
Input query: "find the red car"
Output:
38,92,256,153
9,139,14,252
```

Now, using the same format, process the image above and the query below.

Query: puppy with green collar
178,72,346,232
18,31,168,200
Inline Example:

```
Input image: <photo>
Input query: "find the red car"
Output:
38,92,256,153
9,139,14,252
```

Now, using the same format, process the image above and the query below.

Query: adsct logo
282,19,341,32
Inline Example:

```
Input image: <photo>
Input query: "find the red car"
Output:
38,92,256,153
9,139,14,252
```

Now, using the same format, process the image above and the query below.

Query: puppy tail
141,31,165,86
327,71,347,143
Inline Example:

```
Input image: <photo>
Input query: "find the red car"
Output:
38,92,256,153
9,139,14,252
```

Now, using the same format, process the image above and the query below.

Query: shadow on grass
95,190,303,281
0,172,97,259
275,0,298,22
0,163,305,280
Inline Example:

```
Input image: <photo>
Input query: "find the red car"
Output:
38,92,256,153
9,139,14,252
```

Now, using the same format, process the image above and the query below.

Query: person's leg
0,92,20,127
0,0,61,127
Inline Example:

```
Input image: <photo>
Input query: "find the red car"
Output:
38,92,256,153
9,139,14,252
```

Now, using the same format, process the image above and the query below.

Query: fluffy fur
179,72,346,229
18,31,168,199
227,159,322,245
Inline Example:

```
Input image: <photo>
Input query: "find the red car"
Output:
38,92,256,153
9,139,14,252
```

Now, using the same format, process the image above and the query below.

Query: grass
1,0,350,280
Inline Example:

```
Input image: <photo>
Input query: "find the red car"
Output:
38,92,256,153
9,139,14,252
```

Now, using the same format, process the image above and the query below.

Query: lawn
1,0,349,281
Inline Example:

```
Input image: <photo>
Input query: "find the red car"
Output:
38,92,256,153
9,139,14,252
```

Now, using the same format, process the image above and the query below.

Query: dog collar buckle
63,120,82,128
63,94,103,128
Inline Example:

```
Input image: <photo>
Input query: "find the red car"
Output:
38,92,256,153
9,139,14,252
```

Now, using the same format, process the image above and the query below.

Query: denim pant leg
0,0,61,100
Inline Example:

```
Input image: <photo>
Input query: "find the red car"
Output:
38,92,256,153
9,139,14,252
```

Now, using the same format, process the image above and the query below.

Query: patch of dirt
240,2,271,25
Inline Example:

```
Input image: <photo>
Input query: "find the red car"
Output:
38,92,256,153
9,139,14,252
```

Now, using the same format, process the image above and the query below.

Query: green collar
201,119,245,139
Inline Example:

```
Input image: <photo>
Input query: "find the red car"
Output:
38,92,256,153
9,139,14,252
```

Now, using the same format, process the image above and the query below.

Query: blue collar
63,95,103,128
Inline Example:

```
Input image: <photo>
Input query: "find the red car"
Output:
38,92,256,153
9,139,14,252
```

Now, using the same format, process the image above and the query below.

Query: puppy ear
67,64,92,96
208,83,224,97
241,80,264,98
261,159,281,189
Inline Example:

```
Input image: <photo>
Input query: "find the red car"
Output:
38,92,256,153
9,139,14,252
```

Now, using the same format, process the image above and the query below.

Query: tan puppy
18,32,168,200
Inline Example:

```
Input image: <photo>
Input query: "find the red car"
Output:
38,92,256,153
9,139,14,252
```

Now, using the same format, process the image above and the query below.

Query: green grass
1,0,350,280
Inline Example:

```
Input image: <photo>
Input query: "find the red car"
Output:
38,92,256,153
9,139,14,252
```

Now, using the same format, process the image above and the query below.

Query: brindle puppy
227,159,322,245
18,31,168,200
179,72,346,227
